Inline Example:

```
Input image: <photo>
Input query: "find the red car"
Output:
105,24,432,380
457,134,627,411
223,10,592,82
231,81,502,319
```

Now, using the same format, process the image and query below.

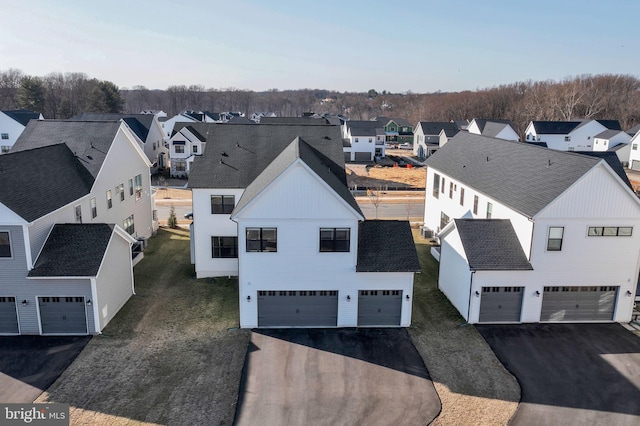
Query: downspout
90,278,101,334
467,270,475,323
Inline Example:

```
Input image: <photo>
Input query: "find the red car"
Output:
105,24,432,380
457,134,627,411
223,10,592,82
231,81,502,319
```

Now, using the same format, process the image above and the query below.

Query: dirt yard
346,164,426,188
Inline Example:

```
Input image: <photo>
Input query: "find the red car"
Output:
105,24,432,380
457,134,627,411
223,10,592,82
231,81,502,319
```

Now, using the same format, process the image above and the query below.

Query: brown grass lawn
346,164,426,188
409,230,521,425
36,228,250,425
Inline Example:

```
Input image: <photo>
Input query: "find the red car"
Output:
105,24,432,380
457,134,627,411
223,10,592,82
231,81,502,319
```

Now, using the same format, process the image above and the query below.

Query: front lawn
409,230,521,425
36,227,250,425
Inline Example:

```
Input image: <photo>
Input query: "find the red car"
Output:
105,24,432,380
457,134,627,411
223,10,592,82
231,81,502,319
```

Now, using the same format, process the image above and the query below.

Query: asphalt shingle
356,221,421,272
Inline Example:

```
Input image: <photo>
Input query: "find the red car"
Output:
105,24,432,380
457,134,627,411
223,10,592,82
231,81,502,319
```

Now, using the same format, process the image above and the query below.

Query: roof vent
548,159,552,167
486,156,489,162
221,151,228,157
324,136,331,140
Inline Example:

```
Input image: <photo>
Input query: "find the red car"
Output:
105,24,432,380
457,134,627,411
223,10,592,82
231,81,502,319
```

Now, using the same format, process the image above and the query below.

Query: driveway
477,324,640,426
235,328,440,426
0,336,90,403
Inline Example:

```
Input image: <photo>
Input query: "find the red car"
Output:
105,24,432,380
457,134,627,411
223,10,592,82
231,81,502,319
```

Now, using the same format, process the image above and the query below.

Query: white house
413,122,463,159
342,121,386,161
0,110,43,154
524,119,622,151
188,124,420,328
0,120,156,335
467,119,519,141
424,132,640,324
168,125,207,177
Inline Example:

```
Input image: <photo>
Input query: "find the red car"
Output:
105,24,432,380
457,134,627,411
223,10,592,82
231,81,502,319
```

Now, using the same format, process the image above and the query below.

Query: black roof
12,120,121,179
260,117,332,125
226,117,255,125
28,224,114,277
594,120,622,131
573,151,632,189
454,219,533,271
356,221,421,272
188,124,347,189
416,122,459,136
0,144,94,222
626,124,640,136
2,110,40,126
72,113,154,142
425,132,608,218
530,121,583,134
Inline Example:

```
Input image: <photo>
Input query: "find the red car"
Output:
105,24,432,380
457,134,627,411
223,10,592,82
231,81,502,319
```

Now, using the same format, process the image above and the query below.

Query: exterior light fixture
406,295,411,300
21,299,28,306
246,295,251,302
86,299,92,306
475,291,480,297
626,291,633,296
347,295,351,302
535,291,541,297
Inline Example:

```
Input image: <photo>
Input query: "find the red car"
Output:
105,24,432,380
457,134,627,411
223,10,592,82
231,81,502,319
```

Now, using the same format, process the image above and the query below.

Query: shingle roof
188,124,348,190
530,121,583,134
573,151,632,189
594,129,623,139
0,144,94,222
12,120,120,179
416,122,459,136
260,117,332,125
626,124,640,136
72,113,154,142
226,117,255,125
28,224,114,277
454,219,533,271
356,220,421,272
345,120,381,131
388,118,412,128
473,119,514,136
233,137,362,217
595,120,622,131
425,132,605,217
2,110,40,126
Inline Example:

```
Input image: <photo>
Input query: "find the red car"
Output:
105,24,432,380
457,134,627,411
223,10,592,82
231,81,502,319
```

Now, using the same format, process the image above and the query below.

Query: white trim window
547,227,564,251
0,231,11,258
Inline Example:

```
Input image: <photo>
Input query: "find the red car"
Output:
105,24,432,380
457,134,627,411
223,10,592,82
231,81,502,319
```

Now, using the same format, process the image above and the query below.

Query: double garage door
257,289,402,327
39,297,88,334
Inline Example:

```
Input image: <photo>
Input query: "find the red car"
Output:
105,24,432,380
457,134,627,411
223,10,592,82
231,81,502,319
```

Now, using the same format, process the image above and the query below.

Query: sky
1,0,639,93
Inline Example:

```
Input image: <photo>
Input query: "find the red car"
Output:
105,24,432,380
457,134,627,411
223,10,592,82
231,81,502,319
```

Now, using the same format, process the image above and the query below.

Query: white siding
438,227,472,320
468,270,537,323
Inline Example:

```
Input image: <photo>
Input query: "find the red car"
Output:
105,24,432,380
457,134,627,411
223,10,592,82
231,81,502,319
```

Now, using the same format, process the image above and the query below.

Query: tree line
2,68,639,137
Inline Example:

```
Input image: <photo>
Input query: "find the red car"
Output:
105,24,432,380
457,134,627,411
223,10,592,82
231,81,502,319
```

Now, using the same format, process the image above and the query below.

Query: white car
399,143,412,150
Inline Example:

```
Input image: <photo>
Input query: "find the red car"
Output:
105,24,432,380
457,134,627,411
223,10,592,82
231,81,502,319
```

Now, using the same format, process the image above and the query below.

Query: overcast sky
1,0,638,93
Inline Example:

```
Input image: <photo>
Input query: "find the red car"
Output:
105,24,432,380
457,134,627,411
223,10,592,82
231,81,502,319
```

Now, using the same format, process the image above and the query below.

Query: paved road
477,324,640,426
235,328,440,426
0,336,91,403
156,203,192,222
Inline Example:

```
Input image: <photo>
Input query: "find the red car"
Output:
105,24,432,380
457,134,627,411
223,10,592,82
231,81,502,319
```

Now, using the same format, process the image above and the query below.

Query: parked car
399,143,412,150
184,211,193,220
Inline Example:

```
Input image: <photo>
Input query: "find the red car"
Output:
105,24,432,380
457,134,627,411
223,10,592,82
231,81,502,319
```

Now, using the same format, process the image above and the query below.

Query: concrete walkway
235,329,440,426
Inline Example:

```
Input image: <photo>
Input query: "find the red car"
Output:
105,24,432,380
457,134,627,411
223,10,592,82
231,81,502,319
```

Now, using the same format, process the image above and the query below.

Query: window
174,145,184,154
449,182,454,198
106,190,112,209
564,136,571,142
90,197,97,218
633,144,638,151
441,178,445,194
320,228,350,252
1,133,8,140
526,134,530,140
246,228,277,252
432,173,440,199
124,214,135,235
1,146,10,153
117,183,125,201
134,174,142,200
75,205,82,223
152,142,156,151
0,231,11,257
211,195,235,214
588,226,633,237
486,202,493,219
547,227,564,251
193,145,198,154
460,188,465,206
175,161,186,172
473,195,478,215
440,212,450,230
129,178,134,196
211,236,238,258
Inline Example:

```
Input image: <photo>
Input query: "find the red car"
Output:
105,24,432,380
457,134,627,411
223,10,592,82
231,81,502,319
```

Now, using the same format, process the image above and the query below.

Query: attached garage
38,296,88,334
0,297,19,334
358,290,402,326
478,286,523,323
257,290,338,327
541,286,617,321
632,160,640,171
354,152,372,162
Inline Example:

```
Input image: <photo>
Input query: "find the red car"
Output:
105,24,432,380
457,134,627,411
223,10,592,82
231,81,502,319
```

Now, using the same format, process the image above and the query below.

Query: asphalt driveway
235,328,441,426
0,336,90,403
477,324,640,426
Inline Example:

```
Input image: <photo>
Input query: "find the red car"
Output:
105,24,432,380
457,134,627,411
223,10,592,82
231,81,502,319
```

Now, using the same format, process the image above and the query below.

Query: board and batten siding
94,232,134,331
437,226,473,320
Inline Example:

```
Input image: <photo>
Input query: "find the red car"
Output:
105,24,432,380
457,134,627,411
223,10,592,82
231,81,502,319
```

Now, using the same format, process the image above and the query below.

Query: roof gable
2,110,41,126
72,113,154,142
417,122,459,136
531,121,583,134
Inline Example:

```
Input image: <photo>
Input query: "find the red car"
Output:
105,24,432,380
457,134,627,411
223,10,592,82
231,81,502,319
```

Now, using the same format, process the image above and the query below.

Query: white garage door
0,297,19,334
257,290,338,327
39,297,88,334
540,286,617,321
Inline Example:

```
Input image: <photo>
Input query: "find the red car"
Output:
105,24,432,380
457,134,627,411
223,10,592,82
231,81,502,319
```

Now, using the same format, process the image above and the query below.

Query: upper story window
320,228,350,252
211,195,235,214
106,190,113,209
212,236,238,258
449,182,454,199
75,205,82,223
486,202,493,219
124,214,135,235
440,212,450,230
246,227,277,252
129,178,134,196
90,197,97,218
175,145,185,154
633,144,638,151
547,227,564,251
1,146,10,153
441,178,446,194
1,133,8,140
193,145,198,154
564,136,571,142
588,226,633,237
460,188,465,206
0,231,11,258
432,173,440,199
134,174,143,201
117,183,125,201
473,195,479,214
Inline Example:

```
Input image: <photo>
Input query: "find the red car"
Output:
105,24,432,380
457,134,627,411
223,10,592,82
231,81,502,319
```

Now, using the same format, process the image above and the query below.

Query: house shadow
476,323,640,416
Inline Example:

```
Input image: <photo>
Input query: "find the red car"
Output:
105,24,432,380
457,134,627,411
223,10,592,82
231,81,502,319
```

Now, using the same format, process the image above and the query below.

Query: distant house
413,121,462,159
0,110,43,154
591,129,631,166
161,111,227,141
381,118,414,144
524,119,622,151
188,124,420,328
342,120,386,161
467,119,519,141
0,120,156,335
424,132,640,324
168,126,207,177
251,112,277,123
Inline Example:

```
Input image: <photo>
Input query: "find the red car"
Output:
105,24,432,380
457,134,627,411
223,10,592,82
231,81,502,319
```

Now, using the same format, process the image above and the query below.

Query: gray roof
473,119,514,135
72,113,154,142
188,124,348,190
387,118,412,128
226,117,255,125
454,219,533,271
12,120,120,179
233,137,362,217
356,221,421,272
0,144,94,222
345,120,381,131
2,110,40,126
416,122,459,137
261,117,332,125
572,151,632,189
28,224,114,277
425,132,610,218
626,124,640,136
594,129,623,139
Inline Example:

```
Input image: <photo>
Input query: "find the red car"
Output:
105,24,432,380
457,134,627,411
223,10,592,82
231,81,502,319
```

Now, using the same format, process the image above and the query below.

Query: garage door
632,160,640,171
0,297,19,334
478,287,523,323
358,290,402,326
257,290,338,327
540,286,617,321
354,152,372,162
39,297,87,334
344,152,352,163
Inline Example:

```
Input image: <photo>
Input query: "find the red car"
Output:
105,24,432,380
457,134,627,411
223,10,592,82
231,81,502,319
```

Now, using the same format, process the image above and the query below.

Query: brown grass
346,165,426,188
155,187,191,200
